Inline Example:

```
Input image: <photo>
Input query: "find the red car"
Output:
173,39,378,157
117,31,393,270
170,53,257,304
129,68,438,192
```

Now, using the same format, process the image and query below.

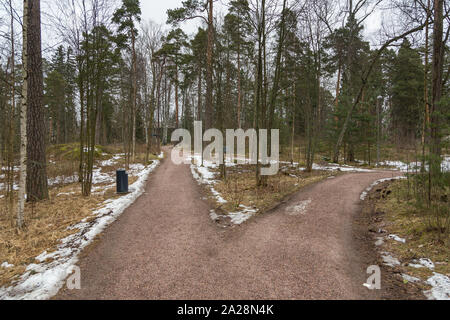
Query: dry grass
0,145,160,289
374,180,450,280
0,184,115,288
212,165,332,214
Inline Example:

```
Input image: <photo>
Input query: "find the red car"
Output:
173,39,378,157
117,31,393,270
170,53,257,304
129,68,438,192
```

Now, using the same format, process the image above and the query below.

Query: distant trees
390,39,424,146
45,46,77,144
113,0,142,165
0,0,448,225
168,0,215,131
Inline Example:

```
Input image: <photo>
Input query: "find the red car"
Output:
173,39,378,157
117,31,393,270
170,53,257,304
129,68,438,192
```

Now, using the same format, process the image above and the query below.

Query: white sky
141,0,383,42
141,0,205,34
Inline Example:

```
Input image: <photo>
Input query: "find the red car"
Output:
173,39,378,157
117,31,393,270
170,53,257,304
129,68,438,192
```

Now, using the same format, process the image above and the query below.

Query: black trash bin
116,169,129,194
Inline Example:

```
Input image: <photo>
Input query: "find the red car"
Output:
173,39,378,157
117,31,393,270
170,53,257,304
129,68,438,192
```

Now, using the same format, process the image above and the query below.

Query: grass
0,144,161,289
0,184,113,288
373,179,449,280
210,164,333,215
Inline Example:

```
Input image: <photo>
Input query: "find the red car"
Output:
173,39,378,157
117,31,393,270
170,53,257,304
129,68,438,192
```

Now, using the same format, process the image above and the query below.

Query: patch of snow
99,154,122,167
228,205,258,225
379,156,450,173
381,252,401,267
310,163,374,173
48,175,79,187
424,273,450,300
1,262,14,269
402,274,421,283
56,192,76,197
409,258,435,270
0,160,160,300
388,234,406,244
360,176,406,201
285,200,312,216
190,155,227,205
0,182,18,191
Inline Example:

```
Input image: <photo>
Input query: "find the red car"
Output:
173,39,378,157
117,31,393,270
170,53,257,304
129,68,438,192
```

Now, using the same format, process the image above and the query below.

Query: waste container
116,169,129,194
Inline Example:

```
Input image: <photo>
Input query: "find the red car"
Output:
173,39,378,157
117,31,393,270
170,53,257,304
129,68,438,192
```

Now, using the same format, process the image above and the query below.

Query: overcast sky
141,0,205,34
140,0,383,42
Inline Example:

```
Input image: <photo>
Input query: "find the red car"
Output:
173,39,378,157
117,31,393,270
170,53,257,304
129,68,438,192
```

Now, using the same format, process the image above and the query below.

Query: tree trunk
26,0,48,202
205,0,214,129
237,41,242,128
131,28,137,163
17,0,28,229
175,63,179,128
430,0,444,175
197,63,202,121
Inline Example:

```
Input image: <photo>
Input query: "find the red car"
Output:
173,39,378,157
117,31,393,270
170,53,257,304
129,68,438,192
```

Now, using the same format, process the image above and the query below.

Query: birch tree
17,0,28,229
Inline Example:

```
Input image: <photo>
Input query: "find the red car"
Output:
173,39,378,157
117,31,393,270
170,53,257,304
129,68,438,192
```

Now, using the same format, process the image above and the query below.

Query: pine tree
26,0,48,202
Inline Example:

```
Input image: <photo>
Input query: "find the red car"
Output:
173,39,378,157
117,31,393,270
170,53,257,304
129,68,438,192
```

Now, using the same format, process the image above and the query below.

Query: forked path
56,151,403,300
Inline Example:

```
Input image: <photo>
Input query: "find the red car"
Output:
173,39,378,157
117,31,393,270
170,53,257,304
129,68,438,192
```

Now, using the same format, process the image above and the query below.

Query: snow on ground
360,176,407,201
1,262,14,269
381,252,401,267
190,155,228,205
424,273,450,300
0,153,128,193
380,250,449,300
402,274,421,283
311,163,374,173
0,156,162,300
228,205,258,225
388,234,406,244
409,258,435,270
378,156,450,173
190,155,258,224
285,200,312,216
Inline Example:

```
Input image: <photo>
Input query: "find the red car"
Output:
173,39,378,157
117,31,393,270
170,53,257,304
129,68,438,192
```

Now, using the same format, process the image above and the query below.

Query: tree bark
430,0,444,175
131,27,137,163
17,0,28,228
205,0,214,129
26,0,48,202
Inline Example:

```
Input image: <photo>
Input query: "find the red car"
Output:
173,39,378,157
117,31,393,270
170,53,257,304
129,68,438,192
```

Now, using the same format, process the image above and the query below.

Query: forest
0,0,449,301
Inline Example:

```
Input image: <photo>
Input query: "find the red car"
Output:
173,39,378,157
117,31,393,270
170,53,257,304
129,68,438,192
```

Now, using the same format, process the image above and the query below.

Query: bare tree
17,0,28,228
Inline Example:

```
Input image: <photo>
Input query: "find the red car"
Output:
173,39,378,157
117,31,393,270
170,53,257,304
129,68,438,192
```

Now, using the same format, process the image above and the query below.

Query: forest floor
362,179,449,300
0,146,163,298
53,147,423,300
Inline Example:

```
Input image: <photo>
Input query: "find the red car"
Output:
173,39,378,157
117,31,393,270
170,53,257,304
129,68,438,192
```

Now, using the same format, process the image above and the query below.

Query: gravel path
56,151,403,300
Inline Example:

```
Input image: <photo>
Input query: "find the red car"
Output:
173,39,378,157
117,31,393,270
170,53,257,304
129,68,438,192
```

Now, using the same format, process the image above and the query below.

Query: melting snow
360,176,406,201
227,205,258,225
285,200,312,216
381,252,401,267
388,234,406,244
424,273,450,300
1,262,14,269
409,258,435,270
379,156,450,173
0,157,161,300
402,274,421,283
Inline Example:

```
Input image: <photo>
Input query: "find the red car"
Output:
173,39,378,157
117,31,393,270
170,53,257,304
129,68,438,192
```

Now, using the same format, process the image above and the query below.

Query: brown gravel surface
56,151,406,300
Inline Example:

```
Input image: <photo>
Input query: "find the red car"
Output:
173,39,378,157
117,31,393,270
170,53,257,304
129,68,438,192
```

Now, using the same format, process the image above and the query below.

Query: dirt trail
56,150,404,300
